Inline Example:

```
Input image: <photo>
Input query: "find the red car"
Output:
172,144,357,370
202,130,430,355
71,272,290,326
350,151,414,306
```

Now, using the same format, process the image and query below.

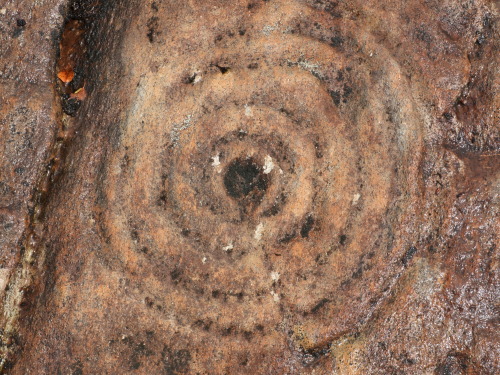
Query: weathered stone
0,0,498,373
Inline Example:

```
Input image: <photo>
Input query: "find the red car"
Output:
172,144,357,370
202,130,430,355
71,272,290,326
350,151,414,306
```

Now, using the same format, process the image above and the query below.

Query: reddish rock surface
0,0,498,374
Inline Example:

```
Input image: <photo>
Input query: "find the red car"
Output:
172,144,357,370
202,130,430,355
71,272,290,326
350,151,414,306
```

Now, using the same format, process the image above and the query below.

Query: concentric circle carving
100,2,424,361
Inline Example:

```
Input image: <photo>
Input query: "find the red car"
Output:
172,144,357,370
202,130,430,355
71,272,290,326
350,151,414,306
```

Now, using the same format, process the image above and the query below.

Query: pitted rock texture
0,0,66,300
0,0,498,374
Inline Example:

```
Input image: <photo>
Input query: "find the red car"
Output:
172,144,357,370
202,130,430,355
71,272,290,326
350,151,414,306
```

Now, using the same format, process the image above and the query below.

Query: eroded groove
0,0,116,371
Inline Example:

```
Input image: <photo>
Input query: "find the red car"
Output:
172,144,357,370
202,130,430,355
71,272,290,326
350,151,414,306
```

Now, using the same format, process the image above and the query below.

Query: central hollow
223,157,269,203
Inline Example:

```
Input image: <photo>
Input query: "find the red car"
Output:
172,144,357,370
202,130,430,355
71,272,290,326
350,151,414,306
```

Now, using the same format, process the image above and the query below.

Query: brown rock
0,0,498,374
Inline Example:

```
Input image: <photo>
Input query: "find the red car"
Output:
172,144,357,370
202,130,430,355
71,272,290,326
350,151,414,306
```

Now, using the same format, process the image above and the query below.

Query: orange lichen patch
70,87,86,101
57,20,86,75
57,70,75,83
57,18,87,116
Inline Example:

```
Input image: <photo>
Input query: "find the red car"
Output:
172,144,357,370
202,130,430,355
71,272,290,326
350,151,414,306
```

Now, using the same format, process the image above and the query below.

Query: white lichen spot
244,104,253,117
211,153,222,173
193,74,202,84
263,155,274,174
202,256,207,264
254,222,264,241
170,115,194,144
287,59,324,80
297,60,320,71
352,193,361,205
211,153,221,167
270,290,280,302
222,243,233,252
0,8,6,15
262,23,278,36
270,271,280,282
0,269,10,295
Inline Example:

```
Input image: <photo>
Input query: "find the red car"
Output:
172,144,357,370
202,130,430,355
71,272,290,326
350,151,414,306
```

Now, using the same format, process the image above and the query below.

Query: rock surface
0,0,498,374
